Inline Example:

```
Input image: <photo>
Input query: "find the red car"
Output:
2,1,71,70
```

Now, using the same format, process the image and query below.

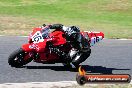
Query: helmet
65,26,80,36
70,26,80,33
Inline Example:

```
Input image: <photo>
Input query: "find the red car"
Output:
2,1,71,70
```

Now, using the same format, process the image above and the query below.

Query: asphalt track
0,36,132,83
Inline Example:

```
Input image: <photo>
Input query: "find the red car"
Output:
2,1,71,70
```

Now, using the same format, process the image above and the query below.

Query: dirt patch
0,15,43,35
105,0,132,12
80,0,132,12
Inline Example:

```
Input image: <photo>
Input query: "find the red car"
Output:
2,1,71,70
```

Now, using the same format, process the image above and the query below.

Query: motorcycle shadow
24,65,130,74
24,65,78,72
81,65,130,74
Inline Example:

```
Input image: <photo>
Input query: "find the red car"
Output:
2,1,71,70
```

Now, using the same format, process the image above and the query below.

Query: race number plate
32,31,44,43
90,36,103,46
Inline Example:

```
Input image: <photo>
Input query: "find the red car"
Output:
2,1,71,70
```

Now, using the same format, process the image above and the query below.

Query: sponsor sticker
76,66,131,85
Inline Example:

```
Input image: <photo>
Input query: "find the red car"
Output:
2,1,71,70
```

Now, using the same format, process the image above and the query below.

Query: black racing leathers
48,24,91,66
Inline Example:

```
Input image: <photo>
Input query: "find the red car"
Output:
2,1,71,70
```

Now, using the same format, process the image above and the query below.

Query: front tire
8,48,32,68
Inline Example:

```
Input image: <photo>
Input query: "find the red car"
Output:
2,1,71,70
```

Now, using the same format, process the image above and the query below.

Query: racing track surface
0,36,132,83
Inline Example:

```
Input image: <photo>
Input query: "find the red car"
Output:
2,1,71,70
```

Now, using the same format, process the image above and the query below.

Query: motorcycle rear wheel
72,49,91,67
8,48,32,68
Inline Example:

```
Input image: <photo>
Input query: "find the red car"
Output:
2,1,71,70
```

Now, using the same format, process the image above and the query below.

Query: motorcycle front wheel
8,48,32,68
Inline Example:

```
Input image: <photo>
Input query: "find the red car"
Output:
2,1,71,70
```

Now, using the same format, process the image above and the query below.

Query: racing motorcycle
8,25,104,68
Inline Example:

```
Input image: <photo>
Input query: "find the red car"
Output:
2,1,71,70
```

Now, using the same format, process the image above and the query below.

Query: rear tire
8,48,32,68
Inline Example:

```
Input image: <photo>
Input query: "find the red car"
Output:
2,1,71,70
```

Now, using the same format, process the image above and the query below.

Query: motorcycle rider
43,24,91,68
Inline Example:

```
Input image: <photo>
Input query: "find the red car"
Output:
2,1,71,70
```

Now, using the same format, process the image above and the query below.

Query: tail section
81,31,104,46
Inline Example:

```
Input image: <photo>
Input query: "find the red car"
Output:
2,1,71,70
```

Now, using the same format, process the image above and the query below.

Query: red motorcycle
8,25,104,68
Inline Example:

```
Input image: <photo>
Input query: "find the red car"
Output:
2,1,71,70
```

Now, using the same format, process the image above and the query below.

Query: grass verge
0,0,132,38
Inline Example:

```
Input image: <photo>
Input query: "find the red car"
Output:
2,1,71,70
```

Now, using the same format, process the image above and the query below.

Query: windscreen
41,27,50,39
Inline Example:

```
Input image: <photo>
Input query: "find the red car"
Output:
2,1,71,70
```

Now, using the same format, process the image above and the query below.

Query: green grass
0,0,132,38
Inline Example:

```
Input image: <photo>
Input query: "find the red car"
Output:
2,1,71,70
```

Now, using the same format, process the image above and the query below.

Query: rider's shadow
25,65,130,74
81,65,130,74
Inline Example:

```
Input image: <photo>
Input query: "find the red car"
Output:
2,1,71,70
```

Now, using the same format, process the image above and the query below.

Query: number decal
96,37,99,42
90,36,102,46
32,31,44,43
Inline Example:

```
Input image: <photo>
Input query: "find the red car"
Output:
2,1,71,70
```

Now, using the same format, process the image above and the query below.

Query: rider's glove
49,24,63,29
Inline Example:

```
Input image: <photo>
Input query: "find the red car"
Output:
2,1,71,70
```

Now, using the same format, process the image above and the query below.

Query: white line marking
0,81,77,88
0,80,131,88
103,38,132,40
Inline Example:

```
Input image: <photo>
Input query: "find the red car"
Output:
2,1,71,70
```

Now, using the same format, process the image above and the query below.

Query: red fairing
50,30,67,46
87,31,104,39
22,42,47,53
33,41,47,52
81,31,104,39
22,43,34,52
